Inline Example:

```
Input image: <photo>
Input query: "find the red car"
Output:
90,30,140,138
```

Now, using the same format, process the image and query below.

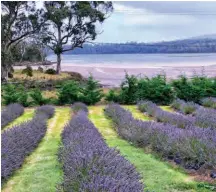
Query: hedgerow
58,103,143,191
1,105,55,183
105,104,216,171
1,103,24,128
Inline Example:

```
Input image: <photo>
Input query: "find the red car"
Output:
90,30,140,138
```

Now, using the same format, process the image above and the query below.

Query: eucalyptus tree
42,1,113,74
1,1,46,80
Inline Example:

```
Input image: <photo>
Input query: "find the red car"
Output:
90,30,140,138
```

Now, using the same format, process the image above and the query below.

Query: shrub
21,66,33,77
172,75,216,103
1,105,55,183
1,103,24,128
105,74,175,105
58,110,143,191
30,88,48,105
105,104,216,169
79,75,103,105
137,75,175,105
201,97,216,109
118,73,138,104
45,68,56,75
71,102,88,114
2,84,29,107
58,81,80,105
105,89,119,102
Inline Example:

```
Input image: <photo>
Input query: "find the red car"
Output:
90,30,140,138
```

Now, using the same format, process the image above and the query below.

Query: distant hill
189,34,216,40
48,35,216,55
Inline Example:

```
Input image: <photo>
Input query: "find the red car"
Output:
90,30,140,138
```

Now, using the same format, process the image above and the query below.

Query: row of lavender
58,103,143,191
201,97,216,109
139,100,216,130
171,99,216,129
1,105,55,183
1,103,24,128
105,104,216,171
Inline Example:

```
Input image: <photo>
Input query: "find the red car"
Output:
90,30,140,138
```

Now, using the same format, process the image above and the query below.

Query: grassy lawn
160,105,175,112
12,70,71,81
3,109,35,131
2,107,71,192
123,105,152,120
88,105,212,192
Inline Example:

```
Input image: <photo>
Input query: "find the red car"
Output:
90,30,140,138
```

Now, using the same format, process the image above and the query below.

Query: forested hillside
59,38,216,54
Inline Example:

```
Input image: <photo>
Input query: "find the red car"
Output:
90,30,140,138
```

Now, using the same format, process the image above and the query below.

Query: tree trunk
1,65,8,81
56,53,61,74
56,26,62,74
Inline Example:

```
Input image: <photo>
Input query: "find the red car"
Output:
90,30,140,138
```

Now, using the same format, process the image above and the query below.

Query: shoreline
14,63,216,87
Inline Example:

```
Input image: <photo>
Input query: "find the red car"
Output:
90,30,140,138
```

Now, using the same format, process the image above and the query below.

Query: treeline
2,73,216,106
60,38,216,54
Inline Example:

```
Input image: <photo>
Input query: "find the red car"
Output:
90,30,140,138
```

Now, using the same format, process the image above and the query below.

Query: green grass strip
3,108,35,131
88,105,211,192
2,107,71,192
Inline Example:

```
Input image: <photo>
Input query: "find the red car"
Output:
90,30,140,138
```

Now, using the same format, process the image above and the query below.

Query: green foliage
45,68,56,75
58,81,80,105
137,75,175,105
106,73,175,105
105,89,119,102
79,76,103,105
1,2,45,79
118,73,138,104
2,84,29,106
43,1,113,73
30,88,48,105
22,66,33,77
172,75,216,103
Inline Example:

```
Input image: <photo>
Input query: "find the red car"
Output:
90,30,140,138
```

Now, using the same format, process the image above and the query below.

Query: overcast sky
95,1,216,43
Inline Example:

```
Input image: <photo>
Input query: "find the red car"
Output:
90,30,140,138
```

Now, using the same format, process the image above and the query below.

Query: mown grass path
3,109,35,131
89,105,211,192
2,107,71,192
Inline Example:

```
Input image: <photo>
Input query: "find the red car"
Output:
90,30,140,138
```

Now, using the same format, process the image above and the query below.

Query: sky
95,1,216,43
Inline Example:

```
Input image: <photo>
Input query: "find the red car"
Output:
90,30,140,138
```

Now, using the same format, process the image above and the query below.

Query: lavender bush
138,100,194,128
171,99,216,129
201,97,216,109
1,105,55,183
1,103,24,128
195,108,216,129
171,99,199,114
58,105,143,191
71,102,88,114
105,104,216,170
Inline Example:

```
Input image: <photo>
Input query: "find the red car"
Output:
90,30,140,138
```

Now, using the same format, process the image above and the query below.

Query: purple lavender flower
1,103,24,128
58,104,143,191
105,104,216,169
1,105,55,183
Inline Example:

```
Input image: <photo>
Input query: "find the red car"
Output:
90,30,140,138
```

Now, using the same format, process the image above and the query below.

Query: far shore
14,63,216,87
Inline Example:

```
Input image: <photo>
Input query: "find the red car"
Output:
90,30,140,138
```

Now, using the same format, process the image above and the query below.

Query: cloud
113,2,196,27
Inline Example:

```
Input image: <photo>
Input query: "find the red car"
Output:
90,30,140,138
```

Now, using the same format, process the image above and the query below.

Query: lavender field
1,103,216,192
